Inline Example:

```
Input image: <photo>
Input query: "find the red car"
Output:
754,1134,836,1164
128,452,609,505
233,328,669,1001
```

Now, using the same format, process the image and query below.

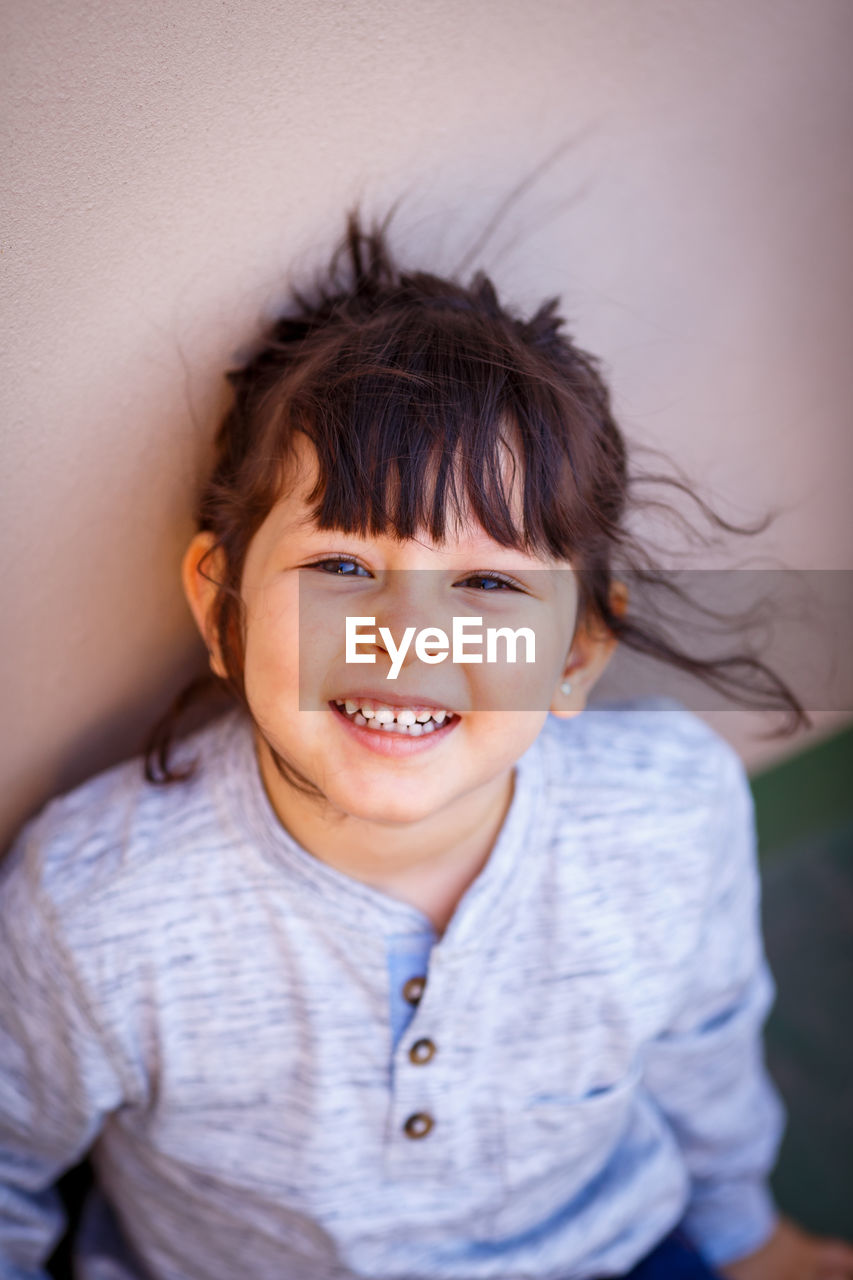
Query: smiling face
183,431,621,844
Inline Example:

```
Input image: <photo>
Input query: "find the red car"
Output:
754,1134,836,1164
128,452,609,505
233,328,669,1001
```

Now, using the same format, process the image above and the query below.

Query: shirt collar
215,706,544,954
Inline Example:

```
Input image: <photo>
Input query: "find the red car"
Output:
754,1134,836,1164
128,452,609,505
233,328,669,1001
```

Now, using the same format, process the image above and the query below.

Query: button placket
387,953,452,1166
403,1029,437,1136
385,957,472,1183
399,980,438,1140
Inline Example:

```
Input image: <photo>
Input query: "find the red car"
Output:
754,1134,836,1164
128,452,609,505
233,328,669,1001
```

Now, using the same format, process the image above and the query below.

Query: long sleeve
0,819,124,1279
639,742,787,1269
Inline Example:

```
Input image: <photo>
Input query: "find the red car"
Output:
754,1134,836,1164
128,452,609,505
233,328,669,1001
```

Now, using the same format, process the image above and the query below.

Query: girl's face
184,434,620,831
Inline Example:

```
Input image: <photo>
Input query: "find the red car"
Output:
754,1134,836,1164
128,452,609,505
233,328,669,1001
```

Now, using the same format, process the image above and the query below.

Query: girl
2,209,852,1280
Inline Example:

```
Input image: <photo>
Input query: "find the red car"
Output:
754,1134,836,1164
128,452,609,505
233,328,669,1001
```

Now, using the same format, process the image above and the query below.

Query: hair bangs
284,307,586,559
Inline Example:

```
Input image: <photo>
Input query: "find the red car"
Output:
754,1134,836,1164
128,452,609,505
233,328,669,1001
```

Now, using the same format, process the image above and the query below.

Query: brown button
402,976,426,1005
403,1112,434,1139
409,1038,436,1065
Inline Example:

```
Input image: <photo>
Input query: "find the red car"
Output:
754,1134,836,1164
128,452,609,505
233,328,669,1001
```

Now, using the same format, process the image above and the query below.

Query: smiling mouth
330,696,460,737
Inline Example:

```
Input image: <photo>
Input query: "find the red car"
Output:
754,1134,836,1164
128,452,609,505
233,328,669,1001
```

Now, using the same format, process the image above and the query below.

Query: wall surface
3,0,852,850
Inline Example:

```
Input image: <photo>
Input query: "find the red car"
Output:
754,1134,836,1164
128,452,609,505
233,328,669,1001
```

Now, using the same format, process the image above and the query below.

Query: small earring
560,678,573,695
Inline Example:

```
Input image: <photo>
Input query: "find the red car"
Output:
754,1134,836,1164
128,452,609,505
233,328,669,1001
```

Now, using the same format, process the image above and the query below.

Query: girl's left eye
456,573,522,592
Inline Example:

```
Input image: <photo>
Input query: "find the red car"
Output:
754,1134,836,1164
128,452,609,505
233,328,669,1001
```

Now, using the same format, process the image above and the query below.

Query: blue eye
309,558,370,577
457,573,521,592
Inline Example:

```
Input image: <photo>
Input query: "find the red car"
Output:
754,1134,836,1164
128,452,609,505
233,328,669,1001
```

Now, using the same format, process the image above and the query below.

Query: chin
331,786,444,827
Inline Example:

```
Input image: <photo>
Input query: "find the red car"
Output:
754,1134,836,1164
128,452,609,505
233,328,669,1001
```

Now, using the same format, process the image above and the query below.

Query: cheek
469,627,568,713
241,590,303,707
469,710,547,763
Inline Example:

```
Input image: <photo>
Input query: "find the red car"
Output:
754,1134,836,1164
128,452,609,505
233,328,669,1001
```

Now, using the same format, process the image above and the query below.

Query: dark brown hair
143,206,811,789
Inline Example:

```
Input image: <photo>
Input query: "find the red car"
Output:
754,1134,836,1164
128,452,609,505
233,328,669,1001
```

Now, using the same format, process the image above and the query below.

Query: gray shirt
0,697,786,1280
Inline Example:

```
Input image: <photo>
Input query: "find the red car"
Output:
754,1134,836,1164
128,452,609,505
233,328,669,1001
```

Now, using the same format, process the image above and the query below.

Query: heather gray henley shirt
0,697,786,1280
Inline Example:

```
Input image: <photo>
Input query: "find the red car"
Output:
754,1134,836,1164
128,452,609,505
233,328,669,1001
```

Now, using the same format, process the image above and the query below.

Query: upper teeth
339,699,449,724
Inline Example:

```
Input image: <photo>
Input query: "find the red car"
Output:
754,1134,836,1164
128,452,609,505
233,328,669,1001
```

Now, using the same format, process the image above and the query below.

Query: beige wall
3,0,852,849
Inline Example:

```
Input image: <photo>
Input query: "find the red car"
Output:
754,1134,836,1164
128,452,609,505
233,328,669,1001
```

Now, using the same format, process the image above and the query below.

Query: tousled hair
143,206,811,793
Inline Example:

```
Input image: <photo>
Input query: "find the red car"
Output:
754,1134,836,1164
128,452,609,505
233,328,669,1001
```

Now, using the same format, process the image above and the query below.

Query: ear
181,531,228,679
549,580,628,719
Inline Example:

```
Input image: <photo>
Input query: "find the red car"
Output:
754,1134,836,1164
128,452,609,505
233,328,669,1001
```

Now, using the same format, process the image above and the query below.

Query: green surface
751,721,853,863
750,721,853,1239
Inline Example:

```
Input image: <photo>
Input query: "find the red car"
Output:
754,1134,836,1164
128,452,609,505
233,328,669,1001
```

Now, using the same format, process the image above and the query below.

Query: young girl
2,209,852,1280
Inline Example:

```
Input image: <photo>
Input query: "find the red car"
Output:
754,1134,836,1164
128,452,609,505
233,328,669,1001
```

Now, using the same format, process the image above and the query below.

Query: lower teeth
340,706,446,735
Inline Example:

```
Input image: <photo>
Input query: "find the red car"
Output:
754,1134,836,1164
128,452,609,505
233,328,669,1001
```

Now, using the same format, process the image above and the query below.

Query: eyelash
304,557,524,592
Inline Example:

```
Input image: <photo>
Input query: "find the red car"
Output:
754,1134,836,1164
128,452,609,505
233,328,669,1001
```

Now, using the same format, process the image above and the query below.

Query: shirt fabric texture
0,696,786,1280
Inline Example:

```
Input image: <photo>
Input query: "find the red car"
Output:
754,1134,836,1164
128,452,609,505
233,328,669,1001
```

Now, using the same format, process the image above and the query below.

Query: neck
252,730,515,933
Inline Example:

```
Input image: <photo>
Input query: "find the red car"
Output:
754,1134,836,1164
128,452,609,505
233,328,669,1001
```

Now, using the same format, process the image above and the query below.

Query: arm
639,741,786,1270
0,820,124,1279
719,1215,853,1280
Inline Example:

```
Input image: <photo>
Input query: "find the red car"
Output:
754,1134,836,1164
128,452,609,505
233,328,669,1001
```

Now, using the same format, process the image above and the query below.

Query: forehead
273,428,534,555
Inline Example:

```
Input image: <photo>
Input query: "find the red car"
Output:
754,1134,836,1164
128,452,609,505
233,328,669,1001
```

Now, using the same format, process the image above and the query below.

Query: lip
328,699,461,757
332,690,460,715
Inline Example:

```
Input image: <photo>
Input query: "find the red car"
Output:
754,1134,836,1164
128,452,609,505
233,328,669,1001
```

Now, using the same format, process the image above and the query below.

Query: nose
368,570,451,677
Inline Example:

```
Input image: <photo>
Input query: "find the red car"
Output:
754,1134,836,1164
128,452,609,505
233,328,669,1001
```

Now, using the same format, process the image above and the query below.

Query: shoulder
534,696,751,898
533,699,755,971
0,705,248,920
538,695,742,807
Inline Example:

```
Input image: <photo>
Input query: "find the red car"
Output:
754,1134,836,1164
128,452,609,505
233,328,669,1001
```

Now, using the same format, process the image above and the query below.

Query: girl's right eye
306,558,371,577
